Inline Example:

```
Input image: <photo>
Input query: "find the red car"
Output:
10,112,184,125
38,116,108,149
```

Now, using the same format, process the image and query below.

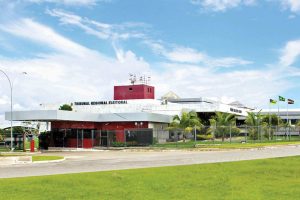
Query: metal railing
5,125,299,150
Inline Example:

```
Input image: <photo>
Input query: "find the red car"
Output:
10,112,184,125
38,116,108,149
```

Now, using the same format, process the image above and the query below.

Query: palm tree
261,114,283,140
296,120,300,127
207,112,237,142
245,112,266,140
261,114,282,126
168,110,202,142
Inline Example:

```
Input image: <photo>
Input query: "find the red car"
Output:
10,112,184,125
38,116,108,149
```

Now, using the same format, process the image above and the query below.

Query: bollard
30,140,35,152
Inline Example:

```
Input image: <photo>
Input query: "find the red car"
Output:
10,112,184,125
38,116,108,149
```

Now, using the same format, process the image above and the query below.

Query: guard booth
5,110,172,149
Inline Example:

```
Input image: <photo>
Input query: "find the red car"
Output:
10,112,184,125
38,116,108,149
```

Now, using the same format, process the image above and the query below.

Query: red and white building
5,81,251,148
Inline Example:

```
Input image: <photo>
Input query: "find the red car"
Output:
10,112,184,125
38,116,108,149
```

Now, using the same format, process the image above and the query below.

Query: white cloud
190,0,300,14
0,15,299,126
46,9,147,42
48,9,251,68
0,114,7,128
165,47,252,67
0,96,9,105
205,57,252,68
0,18,91,57
152,62,290,107
145,41,252,68
26,0,100,6
190,0,256,12
0,18,150,118
288,14,296,19
279,39,300,66
281,0,300,13
165,47,206,63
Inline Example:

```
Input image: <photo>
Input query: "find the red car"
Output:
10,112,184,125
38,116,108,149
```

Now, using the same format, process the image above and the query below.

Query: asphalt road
1,145,300,178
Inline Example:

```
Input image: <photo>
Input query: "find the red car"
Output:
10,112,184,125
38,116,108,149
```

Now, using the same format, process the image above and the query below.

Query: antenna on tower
129,73,137,85
130,73,151,85
147,76,151,85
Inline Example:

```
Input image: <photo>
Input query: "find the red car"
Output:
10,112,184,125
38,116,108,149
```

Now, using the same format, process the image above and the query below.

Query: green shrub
197,134,213,140
153,137,158,144
112,142,125,147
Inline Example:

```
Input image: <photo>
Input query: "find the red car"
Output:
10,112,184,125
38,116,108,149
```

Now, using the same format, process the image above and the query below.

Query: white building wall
40,98,250,117
148,122,169,143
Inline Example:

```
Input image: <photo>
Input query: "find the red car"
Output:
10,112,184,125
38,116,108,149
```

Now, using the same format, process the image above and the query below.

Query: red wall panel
66,138,93,148
52,121,96,129
67,138,77,148
52,121,148,131
83,139,93,148
97,122,148,130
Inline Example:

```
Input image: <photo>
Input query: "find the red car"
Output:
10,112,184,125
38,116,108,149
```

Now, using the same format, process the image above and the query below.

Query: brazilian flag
270,99,277,104
279,96,285,101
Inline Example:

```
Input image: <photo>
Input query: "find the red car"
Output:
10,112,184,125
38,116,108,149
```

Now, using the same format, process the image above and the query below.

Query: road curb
32,157,66,164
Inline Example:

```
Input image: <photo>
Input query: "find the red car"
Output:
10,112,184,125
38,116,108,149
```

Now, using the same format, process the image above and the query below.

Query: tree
13,126,25,134
168,110,203,142
0,129,3,141
207,112,237,142
59,104,73,111
261,114,283,126
261,114,283,139
245,112,267,140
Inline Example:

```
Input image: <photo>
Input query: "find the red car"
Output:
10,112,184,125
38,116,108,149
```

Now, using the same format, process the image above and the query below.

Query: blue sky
1,0,300,124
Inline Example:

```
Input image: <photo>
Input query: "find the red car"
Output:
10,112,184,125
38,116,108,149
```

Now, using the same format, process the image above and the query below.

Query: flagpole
277,102,279,141
286,100,289,140
269,102,271,140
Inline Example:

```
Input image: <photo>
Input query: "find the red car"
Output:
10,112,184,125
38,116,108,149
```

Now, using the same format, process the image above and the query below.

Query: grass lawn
32,156,64,162
0,154,25,157
152,140,300,149
0,155,63,161
0,147,10,152
0,156,300,200
195,141,300,149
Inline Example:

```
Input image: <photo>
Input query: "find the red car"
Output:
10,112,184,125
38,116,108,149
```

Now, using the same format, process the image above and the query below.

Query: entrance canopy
5,110,172,123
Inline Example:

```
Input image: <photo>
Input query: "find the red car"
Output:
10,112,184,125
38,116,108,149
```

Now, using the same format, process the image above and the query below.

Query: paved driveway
1,145,300,178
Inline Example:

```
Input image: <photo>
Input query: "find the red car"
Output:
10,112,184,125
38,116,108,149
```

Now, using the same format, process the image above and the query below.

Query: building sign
74,100,128,106
230,108,242,114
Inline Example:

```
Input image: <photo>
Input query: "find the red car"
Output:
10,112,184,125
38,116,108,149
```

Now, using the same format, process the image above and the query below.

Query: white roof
5,110,172,123
161,91,180,100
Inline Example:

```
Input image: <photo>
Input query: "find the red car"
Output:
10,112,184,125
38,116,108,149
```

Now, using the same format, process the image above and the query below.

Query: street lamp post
0,70,27,151
0,69,13,150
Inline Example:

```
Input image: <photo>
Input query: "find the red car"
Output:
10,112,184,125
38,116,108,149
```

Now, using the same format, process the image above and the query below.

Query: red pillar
30,140,35,152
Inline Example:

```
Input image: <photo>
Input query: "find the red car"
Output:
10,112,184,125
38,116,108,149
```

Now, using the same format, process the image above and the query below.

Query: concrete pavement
1,145,300,178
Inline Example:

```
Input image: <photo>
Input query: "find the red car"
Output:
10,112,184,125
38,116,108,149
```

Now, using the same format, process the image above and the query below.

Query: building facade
5,82,252,148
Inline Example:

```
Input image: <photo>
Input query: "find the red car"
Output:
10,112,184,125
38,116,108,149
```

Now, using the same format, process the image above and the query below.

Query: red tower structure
114,84,155,100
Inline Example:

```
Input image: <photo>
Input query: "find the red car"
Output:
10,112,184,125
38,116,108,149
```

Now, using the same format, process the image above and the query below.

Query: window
129,87,133,91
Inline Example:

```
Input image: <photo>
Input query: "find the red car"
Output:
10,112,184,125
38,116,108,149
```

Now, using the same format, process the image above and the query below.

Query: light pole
0,70,27,151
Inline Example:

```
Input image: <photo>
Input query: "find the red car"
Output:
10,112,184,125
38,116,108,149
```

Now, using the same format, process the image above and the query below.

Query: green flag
270,99,277,104
279,96,285,101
